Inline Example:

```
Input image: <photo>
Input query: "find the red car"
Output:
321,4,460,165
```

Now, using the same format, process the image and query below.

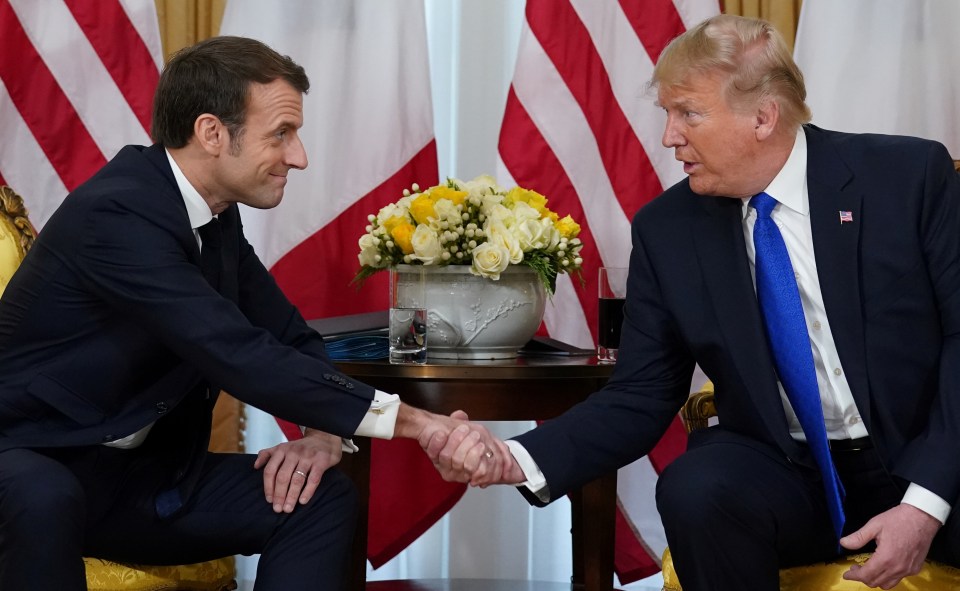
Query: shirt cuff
505,440,551,503
902,483,952,525
354,390,401,439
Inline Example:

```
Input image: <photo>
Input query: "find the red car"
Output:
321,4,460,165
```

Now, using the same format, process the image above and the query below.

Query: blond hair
652,14,811,129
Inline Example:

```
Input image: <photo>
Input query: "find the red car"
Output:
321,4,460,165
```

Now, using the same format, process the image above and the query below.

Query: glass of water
389,268,428,364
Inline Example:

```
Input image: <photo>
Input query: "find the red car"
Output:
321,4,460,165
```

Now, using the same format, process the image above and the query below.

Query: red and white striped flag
218,0,461,569
0,0,163,226
496,0,717,582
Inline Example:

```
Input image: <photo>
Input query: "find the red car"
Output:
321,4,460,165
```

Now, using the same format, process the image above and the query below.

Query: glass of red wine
598,267,627,363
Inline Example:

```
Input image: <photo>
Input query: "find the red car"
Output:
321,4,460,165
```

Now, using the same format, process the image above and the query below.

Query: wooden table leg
340,445,371,591
569,472,617,591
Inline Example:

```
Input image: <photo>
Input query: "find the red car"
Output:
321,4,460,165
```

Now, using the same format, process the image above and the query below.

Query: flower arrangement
354,175,583,294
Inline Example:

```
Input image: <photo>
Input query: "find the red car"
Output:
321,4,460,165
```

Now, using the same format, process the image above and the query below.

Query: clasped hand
418,410,524,487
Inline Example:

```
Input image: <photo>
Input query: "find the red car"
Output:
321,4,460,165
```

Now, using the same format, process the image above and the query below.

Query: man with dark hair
0,36,502,590
430,14,960,590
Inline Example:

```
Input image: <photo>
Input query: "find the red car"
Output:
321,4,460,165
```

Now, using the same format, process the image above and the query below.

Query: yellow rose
556,215,581,239
506,187,548,214
409,194,437,225
390,222,416,254
381,215,408,234
430,185,468,207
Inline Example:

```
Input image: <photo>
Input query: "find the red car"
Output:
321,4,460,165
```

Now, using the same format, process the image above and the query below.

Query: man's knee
0,450,85,531
314,468,357,514
656,447,760,531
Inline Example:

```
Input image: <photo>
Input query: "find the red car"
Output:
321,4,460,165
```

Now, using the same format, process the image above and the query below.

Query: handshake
398,404,526,487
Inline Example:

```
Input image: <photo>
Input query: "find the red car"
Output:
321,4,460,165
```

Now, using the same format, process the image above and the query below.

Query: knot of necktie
198,218,221,249
749,191,777,219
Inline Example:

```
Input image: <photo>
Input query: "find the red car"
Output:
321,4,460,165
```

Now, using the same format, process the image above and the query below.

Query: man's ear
194,114,226,156
754,99,780,141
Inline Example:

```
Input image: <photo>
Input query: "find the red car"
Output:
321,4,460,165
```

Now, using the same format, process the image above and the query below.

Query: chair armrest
680,382,716,434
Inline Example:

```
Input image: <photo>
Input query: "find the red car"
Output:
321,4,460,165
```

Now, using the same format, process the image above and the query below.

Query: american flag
839,211,854,224
497,0,718,581
0,0,162,222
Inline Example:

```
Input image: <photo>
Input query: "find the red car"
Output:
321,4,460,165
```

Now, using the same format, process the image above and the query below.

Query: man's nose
661,117,684,148
286,135,308,170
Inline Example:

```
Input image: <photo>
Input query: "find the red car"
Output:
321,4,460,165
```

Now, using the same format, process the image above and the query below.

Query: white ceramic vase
391,264,547,359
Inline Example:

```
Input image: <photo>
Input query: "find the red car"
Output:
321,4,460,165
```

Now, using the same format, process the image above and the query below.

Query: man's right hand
394,403,511,485
423,411,526,487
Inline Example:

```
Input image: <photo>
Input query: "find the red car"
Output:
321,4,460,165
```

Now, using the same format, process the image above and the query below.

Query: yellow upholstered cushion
661,547,960,591
83,556,236,591
0,213,22,298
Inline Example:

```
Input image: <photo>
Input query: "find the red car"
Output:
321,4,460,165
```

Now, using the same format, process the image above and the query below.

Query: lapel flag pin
839,210,853,224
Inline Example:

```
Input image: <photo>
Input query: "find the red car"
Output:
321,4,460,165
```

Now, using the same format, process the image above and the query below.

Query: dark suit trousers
0,445,357,591
655,428,960,591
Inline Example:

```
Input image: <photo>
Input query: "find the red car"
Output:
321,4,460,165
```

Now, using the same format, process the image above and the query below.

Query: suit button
156,402,169,414
103,434,114,442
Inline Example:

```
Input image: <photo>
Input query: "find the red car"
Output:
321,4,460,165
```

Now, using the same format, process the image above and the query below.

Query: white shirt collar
164,149,213,230
741,127,808,218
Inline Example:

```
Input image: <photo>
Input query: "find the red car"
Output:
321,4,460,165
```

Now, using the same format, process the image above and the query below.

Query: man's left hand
253,428,344,513
840,503,941,589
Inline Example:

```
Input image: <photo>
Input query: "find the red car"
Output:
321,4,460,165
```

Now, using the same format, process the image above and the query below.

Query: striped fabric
0,0,162,226
496,0,718,582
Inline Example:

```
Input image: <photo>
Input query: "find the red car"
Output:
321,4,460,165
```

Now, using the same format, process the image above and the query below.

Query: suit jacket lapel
805,127,871,421
692,194,797,451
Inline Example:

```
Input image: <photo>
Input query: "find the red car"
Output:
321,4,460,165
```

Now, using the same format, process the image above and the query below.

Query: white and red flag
0,0,162,226
794,0,960,159
496,0,718,582
218,0,459,568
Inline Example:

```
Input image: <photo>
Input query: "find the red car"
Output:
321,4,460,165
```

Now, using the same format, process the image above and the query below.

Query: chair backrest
0,186,36,297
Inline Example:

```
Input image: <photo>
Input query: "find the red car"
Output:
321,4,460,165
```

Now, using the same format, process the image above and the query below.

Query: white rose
515,218,559,251
511,201,541,224
433,199,461,225
358,233,383,267
479,193,505,213
485,220,524,264
470,242,511,279
483,203,513,226
462,174,501,200
411,224,443,265
376,202,408,224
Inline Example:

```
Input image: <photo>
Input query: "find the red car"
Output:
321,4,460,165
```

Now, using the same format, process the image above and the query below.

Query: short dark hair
151,36,310,149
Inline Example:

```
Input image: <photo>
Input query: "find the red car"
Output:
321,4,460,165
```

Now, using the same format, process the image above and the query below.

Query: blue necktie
750,191,845,540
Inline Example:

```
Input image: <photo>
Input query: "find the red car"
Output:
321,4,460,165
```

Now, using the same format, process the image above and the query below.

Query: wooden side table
336,356,616,591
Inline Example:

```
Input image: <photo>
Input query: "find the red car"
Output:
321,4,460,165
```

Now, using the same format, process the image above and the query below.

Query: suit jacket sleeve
887,142,960,502
512,208,695,502
75,191,374,438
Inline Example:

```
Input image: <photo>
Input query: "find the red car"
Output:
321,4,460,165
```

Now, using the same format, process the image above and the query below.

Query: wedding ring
483,450,494,460
294,469,308,478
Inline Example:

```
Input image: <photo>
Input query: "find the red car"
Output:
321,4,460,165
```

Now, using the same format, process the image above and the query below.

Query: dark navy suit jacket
515,125,960,507
0,144,374,512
